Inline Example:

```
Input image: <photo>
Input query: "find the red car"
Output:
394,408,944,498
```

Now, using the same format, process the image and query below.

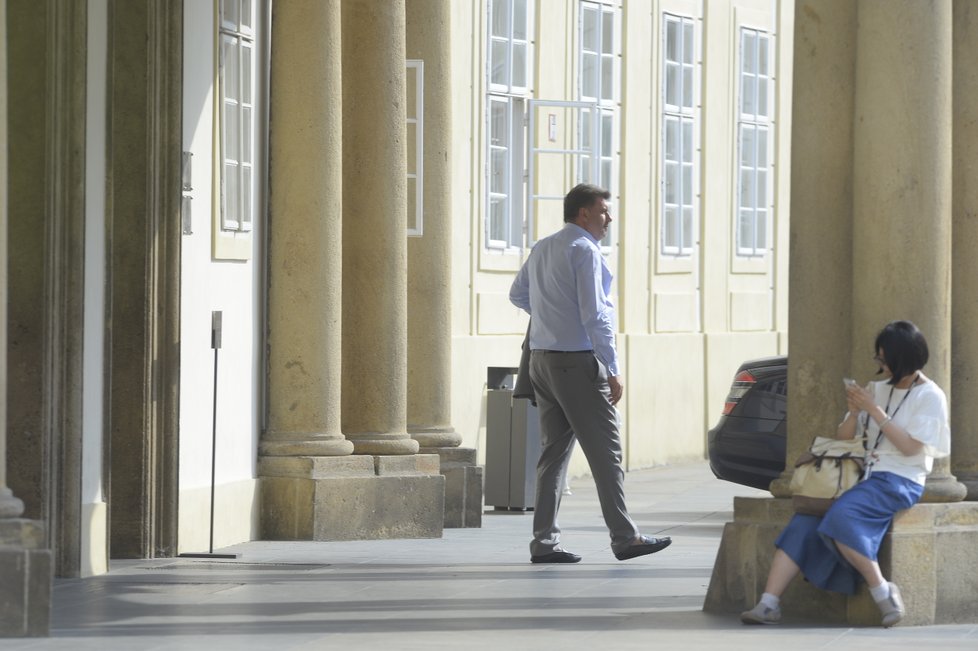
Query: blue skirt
775,472,923,594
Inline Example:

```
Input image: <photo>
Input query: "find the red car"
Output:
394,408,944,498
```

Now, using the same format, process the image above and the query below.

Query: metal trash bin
485,366,540,511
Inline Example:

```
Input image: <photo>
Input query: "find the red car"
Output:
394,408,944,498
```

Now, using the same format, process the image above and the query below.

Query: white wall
81,0,108,577
178,0,262,552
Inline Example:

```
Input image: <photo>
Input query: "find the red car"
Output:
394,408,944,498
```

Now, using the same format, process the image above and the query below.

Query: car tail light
722,370,756,415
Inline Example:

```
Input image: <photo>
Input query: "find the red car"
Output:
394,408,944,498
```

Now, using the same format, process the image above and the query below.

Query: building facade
0,0,796,635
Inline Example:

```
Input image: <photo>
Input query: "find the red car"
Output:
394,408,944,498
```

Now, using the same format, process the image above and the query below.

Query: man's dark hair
564,183,611,223
874,320,929,385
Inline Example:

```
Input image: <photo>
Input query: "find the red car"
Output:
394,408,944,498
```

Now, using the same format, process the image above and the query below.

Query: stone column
769,0,857,498
0,0,51,635
850,0,965,503
952,0,978,500
341,0,418,456
404,0,481,527
262,0,352,459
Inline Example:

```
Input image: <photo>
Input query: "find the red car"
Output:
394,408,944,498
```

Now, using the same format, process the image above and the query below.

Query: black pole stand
180,311,239,559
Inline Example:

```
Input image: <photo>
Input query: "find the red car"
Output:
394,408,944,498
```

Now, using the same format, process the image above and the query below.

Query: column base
259,432,354,457
419,446,483,528
956,470,978,500
0,519,51,637
410,426,463,448
703,496,978,625
259,454,444,540
347,432,420,456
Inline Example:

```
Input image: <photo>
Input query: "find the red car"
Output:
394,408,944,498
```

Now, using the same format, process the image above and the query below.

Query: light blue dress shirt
509,223,620,377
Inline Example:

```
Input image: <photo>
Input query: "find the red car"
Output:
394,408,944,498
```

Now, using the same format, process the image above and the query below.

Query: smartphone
843,377,857,387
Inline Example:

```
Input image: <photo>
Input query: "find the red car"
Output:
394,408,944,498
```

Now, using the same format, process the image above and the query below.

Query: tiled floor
2,462,976,650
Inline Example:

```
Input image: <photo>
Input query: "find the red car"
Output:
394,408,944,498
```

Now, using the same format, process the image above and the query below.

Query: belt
533,349,593,354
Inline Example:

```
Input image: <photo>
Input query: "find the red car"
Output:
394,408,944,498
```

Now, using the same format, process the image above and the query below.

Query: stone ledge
704,497,978,625
374,454,440,476
258,455,376,479
0,524,51,637
0,519,46,549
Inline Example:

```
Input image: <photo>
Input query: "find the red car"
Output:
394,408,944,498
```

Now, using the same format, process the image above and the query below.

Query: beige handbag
789,436,866,516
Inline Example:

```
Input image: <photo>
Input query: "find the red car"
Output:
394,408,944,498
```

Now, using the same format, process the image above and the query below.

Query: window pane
602,10,613,55
739,209,753,251
682,66,693,108
682,165,692,205
758,76,768,118
580,155,592,183
666,63,679,106
223,0,239,28
581,109,592,148
242,165,253,227
665,161,678,203
583,7,598,52
513,0,527,40
756,209,767,249
682,120,693,163
757,127,769,167
491,0,509,37
242,105,252,163
406,123,417,175
490,198,506,242
666,20,679,63
225,103,240,159
741,125,755,167
242,41,253,103
601,160,612,190
407,178,417,231
759,36,769,76
682,207,693,249
664,206,678,249
683,21,694,64
241,0,253,31
742,75,756,115
226,163,239,219
223,37,239,101
512,43,526,87
601,56,613,101
740,169,755,208
491,39,508,85
742,31,756,74
490,101,507,146
601,113,613,157
757,169,767,207
665,117,678,162
491,150,507,193
583,52,598,97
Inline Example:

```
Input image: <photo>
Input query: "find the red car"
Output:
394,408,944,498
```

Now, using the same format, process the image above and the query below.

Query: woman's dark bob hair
875,320,929,385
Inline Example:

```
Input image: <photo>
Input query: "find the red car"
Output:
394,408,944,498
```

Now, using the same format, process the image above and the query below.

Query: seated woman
741,320,951,627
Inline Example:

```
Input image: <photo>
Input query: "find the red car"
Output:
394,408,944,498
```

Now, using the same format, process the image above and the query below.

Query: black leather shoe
613,535,672,561
530,550,582,564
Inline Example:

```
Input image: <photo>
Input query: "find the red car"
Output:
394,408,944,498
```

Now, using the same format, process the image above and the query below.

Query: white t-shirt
856,378,951,485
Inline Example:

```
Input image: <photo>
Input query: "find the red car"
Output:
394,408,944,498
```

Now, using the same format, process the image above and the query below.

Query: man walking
509,183,672,563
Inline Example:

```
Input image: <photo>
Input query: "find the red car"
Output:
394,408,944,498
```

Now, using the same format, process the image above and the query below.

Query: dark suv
707,356,788,491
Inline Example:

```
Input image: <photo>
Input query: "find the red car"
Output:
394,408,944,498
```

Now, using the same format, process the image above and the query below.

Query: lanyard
862,375,918,479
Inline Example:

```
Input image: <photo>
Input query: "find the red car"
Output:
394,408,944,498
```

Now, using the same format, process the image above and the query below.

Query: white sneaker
740,602,782,625
876,582,905,627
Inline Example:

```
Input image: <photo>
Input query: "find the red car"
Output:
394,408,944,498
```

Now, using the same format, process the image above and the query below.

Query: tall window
661,13,697,256
219,0,255,233
736,27,772,257
487,0,532,250
578,1,618,198
407,60,424,237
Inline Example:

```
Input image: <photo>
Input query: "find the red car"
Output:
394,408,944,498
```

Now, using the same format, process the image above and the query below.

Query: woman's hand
846,383,875,413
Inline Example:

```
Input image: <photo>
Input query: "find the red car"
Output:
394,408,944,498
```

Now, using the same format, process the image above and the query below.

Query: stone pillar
951,0,978,500
770,0,857,499
851,0,964,503
262,0,352,460
341,0,419,457
405,0,482,528
0,0,51,635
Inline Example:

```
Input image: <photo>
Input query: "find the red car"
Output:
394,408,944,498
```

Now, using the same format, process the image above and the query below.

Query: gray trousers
528,350,639,556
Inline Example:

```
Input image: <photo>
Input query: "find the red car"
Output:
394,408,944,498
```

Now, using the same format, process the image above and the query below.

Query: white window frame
218,0,256,234
407,60,424,237
661,13,699,257
485,0,533,251
735,27,772,258
578,0,619,249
